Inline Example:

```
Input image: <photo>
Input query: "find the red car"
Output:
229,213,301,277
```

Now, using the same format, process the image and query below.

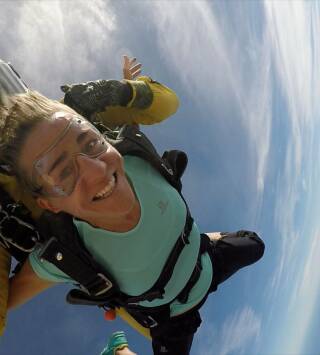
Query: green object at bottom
100,331,129,355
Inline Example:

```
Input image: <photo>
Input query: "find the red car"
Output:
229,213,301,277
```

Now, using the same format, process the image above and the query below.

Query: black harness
0,124,210,327
0,62,209,324
0,187,40,264
35,125,210,327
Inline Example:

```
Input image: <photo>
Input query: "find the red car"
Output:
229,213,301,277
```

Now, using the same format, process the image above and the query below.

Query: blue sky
1,1,320,354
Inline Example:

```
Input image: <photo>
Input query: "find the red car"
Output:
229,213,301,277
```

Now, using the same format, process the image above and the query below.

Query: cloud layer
0,0,118,97
196,306,261,355
1,1,320,355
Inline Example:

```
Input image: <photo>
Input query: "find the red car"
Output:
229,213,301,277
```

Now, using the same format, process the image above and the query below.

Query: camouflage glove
100,331,129,355
61,79,153,118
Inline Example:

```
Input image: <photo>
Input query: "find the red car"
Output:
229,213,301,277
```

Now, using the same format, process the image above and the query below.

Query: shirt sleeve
60,76,179,127
29,247,73,283
95,76,180,126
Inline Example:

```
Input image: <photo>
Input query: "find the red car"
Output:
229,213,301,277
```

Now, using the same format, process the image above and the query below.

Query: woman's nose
75,154,107,180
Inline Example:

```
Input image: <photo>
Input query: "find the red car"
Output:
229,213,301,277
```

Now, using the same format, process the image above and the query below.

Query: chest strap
176,233,210,304
38,126,197,308
0,186,39,262
120,208,194,305
66,234,211,330
38,212,119,299
44,207,194,307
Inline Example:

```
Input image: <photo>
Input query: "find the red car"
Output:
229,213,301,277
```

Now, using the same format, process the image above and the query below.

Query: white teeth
94,175,116,200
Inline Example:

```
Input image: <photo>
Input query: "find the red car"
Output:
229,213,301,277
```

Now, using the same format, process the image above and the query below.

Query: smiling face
19,112,139,231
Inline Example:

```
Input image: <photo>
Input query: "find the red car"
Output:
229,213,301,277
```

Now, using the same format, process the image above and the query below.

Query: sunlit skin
116,347,137,355
19,112,141,232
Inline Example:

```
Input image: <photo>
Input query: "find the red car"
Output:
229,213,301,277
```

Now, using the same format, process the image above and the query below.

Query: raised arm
60,56,179,127
8,259,55,310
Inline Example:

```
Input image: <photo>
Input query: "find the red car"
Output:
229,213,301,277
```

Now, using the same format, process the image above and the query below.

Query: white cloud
274,227,320,354
219,306,261,355
0,0,118,96
288,229,320,312
264,1,319,304
1,1,320,354
196,306,261,355
265,1,316,128
147,1,272,213
148,2,320,353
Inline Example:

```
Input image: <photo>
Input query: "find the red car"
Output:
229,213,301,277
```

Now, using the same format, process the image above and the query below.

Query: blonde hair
0,90,76,191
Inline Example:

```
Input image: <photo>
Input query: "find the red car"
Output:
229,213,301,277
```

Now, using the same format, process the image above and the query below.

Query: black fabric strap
116,126,188,193
0,186,39,262
176,234,210,303
39,126,195,309
39,236,117,297
124,209,193,305
38,212,119,298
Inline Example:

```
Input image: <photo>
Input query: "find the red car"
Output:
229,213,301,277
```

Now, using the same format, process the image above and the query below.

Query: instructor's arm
8,259,55,310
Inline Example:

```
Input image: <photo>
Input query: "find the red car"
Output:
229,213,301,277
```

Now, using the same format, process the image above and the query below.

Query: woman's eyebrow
48,151,68,174
76,131,89,144
48,130,92,174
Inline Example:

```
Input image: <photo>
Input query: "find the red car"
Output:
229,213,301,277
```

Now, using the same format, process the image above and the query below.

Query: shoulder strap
35,125,194,312
37,212,120,301
103,124,188,192
63,126,194,306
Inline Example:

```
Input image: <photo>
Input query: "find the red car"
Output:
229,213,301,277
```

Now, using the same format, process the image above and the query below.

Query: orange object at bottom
104,309,117,321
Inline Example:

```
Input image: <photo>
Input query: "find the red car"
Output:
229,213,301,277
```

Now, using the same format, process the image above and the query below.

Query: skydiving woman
0,58,264,355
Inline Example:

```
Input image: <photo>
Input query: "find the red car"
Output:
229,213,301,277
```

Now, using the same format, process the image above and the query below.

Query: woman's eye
59,165,74,181
84,139,98,153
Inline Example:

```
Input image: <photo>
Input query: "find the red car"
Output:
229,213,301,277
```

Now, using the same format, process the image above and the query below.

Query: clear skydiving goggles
31,115,109,198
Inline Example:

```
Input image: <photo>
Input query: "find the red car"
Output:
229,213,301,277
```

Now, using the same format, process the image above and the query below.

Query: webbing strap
65,234,211,332
39,236,117,297
124,209,193,305
0,187,39,261
176,234,210,303
120,235,211,329
64,208,193,307
40,126,194,306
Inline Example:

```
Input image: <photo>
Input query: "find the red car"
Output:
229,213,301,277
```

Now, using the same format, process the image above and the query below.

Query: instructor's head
0,92,137,228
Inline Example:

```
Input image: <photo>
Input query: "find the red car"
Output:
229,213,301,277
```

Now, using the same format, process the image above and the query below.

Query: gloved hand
100,331,136,355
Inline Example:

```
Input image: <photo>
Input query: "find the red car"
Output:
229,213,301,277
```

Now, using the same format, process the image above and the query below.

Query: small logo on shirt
157,200,168,215
160,345,168,353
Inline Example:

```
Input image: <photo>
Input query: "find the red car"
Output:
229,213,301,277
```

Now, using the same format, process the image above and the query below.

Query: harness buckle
91,273,113,296
180,232,189,245
146,316,158,328
0,206,39,252
161,162,173,176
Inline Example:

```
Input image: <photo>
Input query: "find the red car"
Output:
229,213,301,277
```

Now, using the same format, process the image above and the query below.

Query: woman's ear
36,197,61,213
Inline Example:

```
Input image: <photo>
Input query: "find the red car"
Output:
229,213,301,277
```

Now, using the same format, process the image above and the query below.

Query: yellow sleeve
0,247,11,336
95,76,179,126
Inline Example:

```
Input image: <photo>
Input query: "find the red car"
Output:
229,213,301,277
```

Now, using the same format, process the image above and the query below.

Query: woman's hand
122,55,142,80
